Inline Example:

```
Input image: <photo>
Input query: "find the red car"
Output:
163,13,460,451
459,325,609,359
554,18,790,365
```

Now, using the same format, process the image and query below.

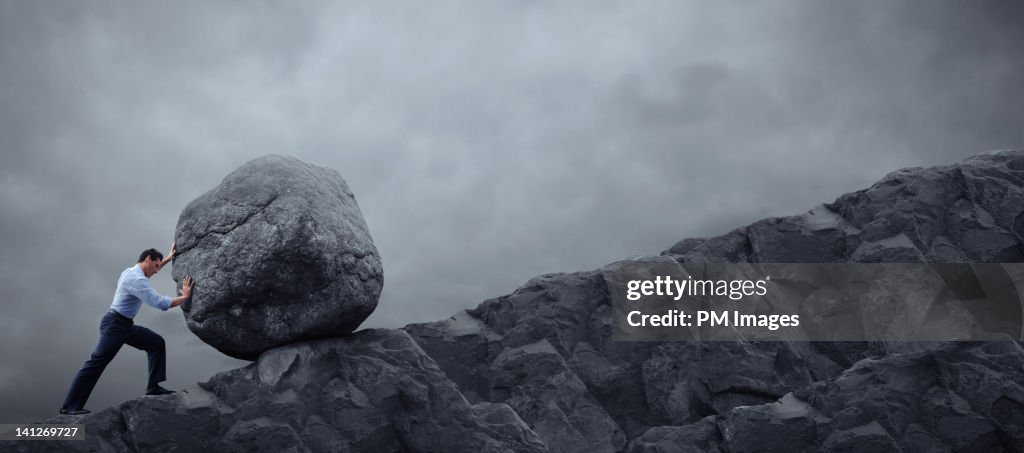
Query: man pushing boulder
58,243,194,415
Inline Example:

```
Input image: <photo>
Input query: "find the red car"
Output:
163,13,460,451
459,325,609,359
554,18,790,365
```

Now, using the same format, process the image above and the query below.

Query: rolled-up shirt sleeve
128,275,173,311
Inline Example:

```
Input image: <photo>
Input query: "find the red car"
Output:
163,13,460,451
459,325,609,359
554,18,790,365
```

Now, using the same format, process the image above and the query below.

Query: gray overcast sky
1,1,1022,422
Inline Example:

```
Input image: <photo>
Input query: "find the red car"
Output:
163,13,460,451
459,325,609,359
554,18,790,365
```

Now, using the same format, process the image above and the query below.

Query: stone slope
405,150,1024,452
15,330,546,452
665,150,1024,263
9,150,1024,452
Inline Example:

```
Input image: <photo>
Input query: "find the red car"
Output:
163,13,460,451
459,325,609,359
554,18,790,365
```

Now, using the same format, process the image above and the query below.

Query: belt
107,309,133,322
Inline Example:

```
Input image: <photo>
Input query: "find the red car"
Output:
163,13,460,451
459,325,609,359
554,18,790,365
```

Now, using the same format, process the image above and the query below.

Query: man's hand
171,275,194,309
157,241,177,272
181,275,193,298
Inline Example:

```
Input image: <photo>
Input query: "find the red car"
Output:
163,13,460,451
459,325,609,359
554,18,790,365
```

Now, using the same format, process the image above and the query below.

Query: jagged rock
405,272,631,452
667,150,1024,264
718,393,823,452
640,342,817,423
408,150,1024,451
172,155,383,360
8,330,546,453
821,422,902,453
625,417,722,453
805,341,1024,450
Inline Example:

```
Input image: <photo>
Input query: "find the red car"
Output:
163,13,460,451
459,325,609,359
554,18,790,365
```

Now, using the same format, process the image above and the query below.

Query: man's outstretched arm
156,241,177,273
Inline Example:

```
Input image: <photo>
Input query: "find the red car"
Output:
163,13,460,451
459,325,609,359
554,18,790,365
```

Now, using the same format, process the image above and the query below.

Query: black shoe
145,385,176,396
59,408,90,415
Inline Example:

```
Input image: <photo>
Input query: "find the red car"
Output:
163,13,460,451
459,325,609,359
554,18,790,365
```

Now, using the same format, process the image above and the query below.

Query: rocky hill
11,150,1024,452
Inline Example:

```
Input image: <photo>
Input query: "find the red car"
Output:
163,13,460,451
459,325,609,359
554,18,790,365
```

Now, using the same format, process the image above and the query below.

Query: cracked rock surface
172,155,383,360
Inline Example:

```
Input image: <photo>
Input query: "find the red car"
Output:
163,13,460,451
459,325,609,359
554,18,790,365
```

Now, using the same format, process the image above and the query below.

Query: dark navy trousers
61,310,166,410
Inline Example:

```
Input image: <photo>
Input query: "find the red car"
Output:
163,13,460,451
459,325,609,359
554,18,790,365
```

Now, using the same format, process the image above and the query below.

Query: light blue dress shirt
108,264,173,318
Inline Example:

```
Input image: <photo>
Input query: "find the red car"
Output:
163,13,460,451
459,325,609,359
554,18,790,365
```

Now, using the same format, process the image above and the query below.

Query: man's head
137,248,164,277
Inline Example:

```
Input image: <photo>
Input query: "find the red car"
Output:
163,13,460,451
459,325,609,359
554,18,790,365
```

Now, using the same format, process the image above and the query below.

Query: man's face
142,256,161,277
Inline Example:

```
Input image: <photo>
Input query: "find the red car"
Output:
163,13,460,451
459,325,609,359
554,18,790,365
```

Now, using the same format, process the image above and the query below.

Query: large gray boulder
172,155,383,360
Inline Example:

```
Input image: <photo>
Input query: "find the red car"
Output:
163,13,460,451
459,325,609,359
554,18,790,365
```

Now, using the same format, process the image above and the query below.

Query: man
59,243,194,416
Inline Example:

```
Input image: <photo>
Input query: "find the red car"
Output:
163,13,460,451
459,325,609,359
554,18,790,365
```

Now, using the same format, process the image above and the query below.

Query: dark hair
137,248,164,263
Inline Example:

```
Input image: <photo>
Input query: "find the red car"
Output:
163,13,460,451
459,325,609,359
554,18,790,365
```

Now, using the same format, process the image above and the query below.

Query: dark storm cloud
1,1,1022,422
